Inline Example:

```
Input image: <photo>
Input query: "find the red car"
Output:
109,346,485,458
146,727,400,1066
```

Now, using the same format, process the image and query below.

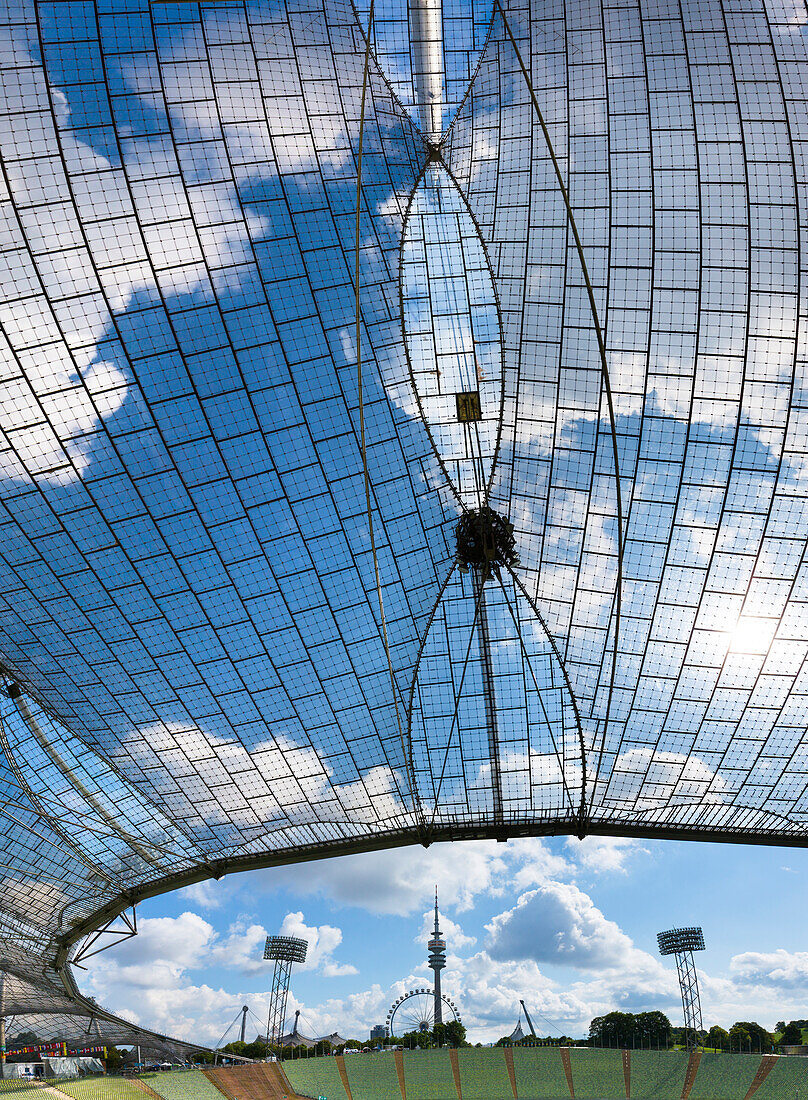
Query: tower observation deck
428,888,447,1027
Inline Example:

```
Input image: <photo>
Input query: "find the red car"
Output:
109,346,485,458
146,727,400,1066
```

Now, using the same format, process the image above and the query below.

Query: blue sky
78,836,808,1046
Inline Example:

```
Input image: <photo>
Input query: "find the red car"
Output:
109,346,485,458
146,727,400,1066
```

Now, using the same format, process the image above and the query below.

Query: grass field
0,1085,55,1096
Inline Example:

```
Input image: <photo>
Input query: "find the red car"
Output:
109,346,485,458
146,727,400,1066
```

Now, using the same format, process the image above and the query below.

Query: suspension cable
355,0,424,829
495,0,625,818
428,569,489,831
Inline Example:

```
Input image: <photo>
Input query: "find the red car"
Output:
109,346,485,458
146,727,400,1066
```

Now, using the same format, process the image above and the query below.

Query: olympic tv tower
428,888,447,1026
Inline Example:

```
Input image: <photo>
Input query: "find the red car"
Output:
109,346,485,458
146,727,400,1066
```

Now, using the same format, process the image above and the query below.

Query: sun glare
728,616,776,655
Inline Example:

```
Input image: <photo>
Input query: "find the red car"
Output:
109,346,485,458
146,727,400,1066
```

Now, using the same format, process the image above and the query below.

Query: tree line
493,1014,807,1052
586,1013,806,1052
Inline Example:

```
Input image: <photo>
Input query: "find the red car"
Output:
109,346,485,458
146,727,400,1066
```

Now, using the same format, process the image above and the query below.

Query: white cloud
209,919,270,976
279,912,358,977
266,839,510,915
0,30,274,489
506,837,575,888
565,836,649,875
85,912,215,991
729,949,808,989
485,882,638,969
177,880,229,909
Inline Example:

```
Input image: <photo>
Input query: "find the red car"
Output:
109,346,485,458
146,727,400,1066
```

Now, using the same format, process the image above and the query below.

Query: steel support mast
657,927,705,1049
263,935,307,1048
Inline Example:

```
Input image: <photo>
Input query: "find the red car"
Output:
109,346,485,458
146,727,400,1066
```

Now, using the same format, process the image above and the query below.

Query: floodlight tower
263,935,308,1048
657,927,705,1049
428,887,447,1027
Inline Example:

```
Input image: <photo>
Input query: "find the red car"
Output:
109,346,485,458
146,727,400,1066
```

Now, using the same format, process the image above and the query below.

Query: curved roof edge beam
7,684,162,869
409,0,444,144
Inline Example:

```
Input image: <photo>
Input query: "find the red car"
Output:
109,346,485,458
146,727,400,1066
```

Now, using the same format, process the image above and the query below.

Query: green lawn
0,1085,53,1096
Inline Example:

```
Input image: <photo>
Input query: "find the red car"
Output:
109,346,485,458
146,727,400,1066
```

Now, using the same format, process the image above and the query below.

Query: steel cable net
0,0,805,1037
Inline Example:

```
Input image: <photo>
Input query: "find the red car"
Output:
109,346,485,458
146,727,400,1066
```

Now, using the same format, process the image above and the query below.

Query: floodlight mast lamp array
657,927,705,1050
263,936,308,1049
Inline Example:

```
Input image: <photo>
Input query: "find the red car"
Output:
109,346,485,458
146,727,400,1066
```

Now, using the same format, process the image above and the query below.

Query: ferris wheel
386,988,461,1036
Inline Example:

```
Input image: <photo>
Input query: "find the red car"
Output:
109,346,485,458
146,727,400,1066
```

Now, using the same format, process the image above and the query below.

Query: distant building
509,1021,525,1042
370,1025,387,1042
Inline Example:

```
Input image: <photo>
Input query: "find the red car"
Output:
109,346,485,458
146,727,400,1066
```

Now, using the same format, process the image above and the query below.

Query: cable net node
455,508,519,576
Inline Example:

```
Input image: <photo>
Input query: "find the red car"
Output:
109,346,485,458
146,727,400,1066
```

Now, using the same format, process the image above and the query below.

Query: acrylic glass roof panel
0,0,805,1019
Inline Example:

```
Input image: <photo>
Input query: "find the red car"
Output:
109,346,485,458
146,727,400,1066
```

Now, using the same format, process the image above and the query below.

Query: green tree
588,1012,635,1047
706,1026,729,1050
778,1022,803,1045
728,1025,751,1050
105,1046,123,1072
444,1021,466,1048
222,1041,247,1057
634,1012,672,1047
243,1039,269,1060
730,1022,773,1052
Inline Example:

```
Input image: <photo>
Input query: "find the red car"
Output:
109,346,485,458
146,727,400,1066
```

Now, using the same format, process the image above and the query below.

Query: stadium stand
341,1054,405,1100
0,1086,53,1096
688,1054,760,1100
215,1050,808,1100
55,1080,147,1100
139,1071,228,1100
751,1056,808,1100
511,1047,572,1099
569,1049,625,1099
400,1051,455,1100
203,1065,308,1100
283,1058,350,1100
456,1051,512,1100
630,1052,689,1099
